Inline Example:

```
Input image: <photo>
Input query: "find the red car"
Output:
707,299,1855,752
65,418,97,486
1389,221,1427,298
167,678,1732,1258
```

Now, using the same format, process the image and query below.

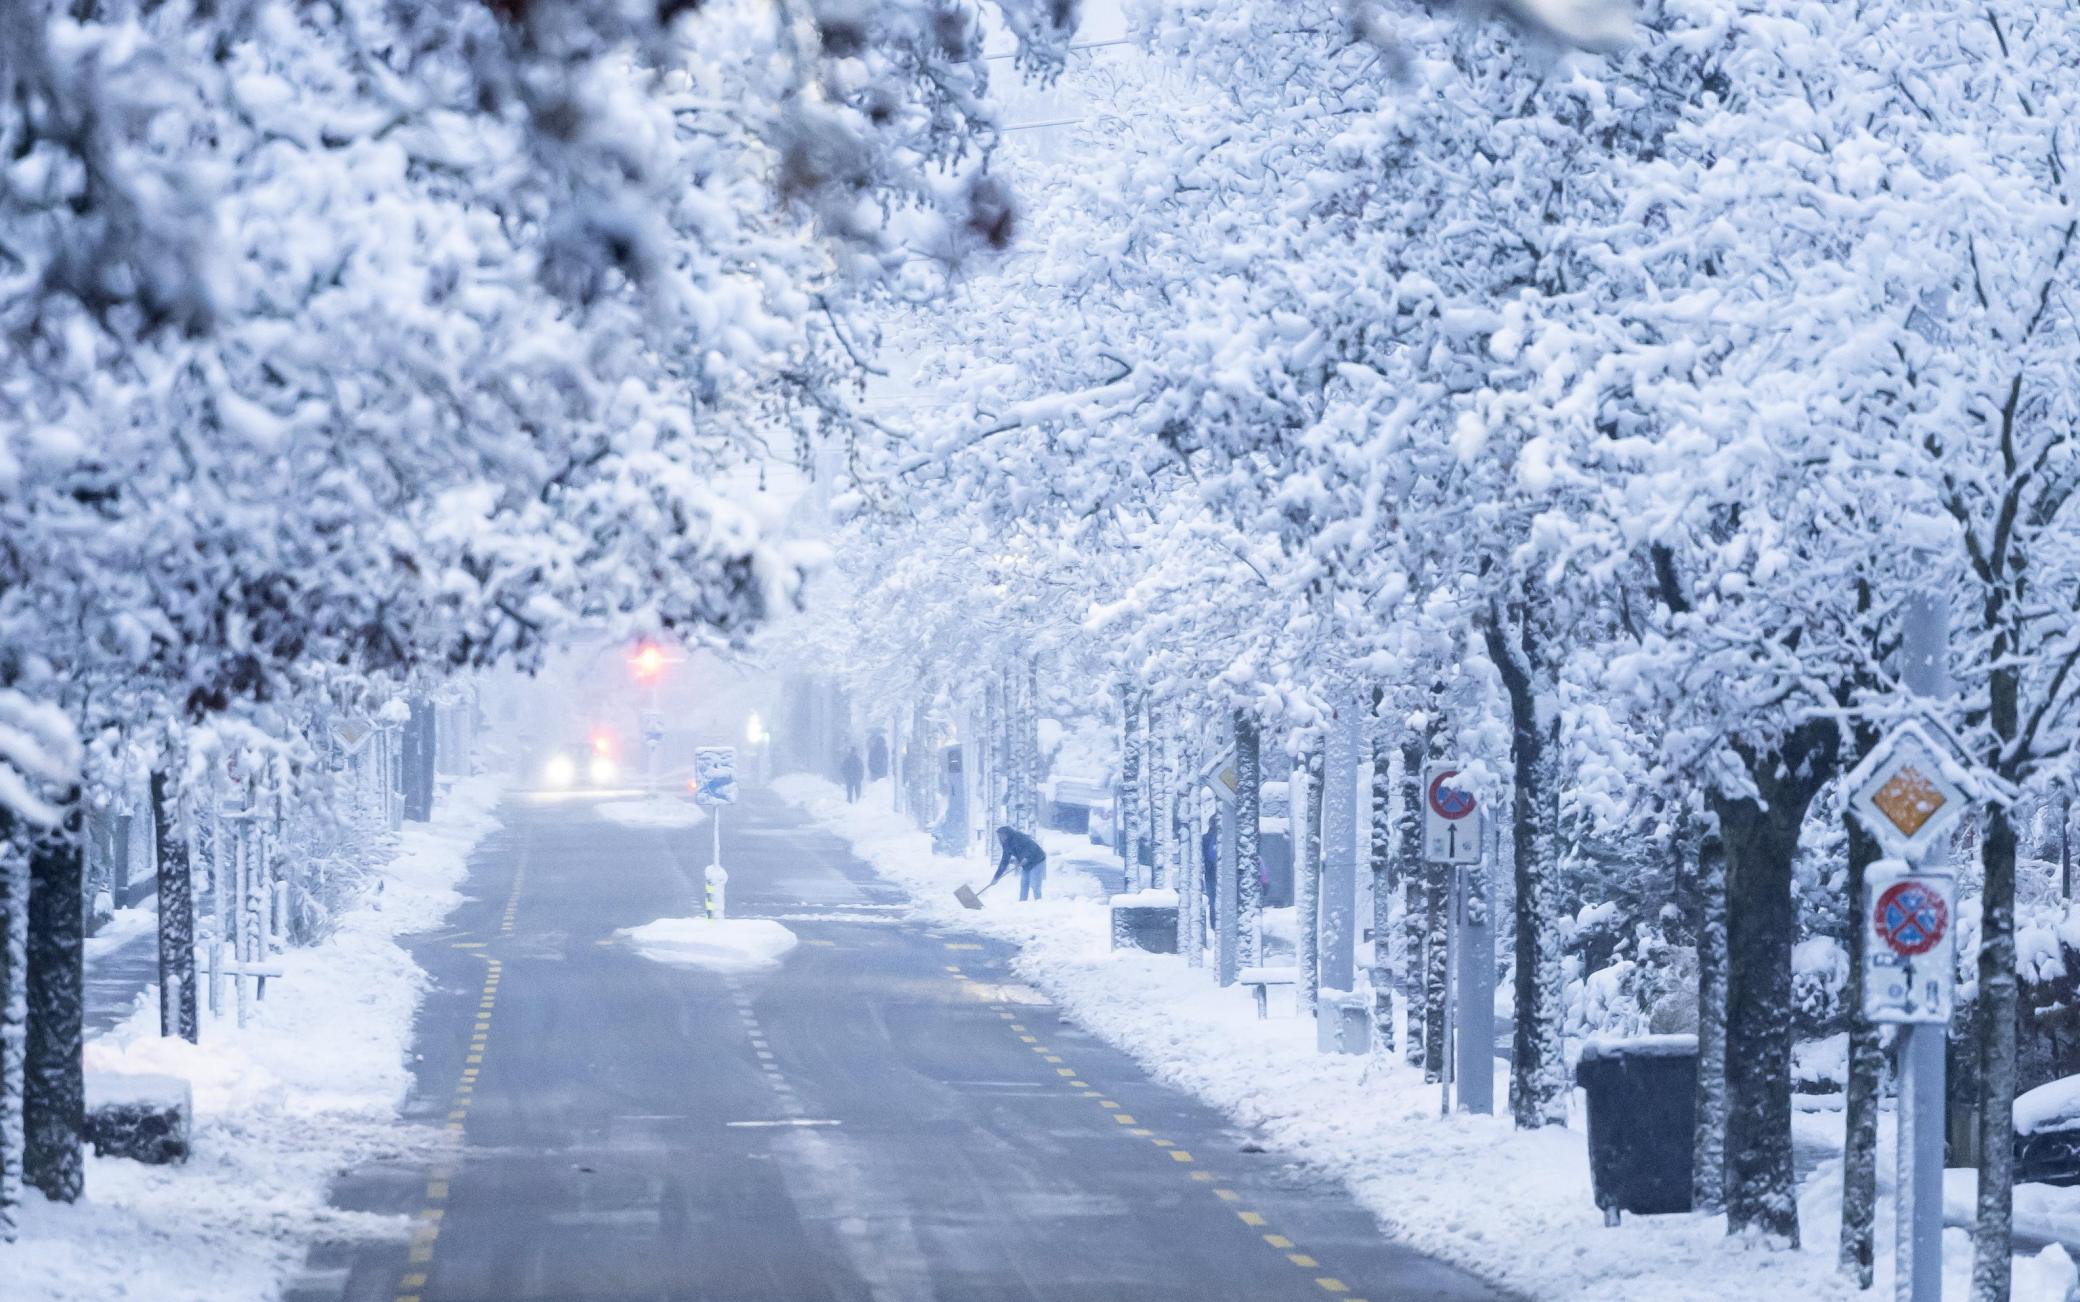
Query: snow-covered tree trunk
1235,711,1262,970
1712,725,1833,1247
24,794,84,1203
1693,817,1729,1215
1486,609,1567,1129
1152,716,1174,897
1973,756,2020,1302
1424,838,1449,1084
150,772,197,1042
1399,737,1426,1068
1839,804,1883,1285
1295,746,1319,1014
0,838,25,1241
1369,723,1396,1054
1023,659,1043,838
1119,687,1143,891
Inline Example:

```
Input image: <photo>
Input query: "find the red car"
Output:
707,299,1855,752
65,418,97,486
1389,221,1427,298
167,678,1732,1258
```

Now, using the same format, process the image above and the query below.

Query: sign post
1423,763,1486,1112
694,747,738,919
1845,718,1970,1302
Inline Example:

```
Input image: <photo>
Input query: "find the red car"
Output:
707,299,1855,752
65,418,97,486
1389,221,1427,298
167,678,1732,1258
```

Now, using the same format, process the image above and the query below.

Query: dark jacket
840,751,864,783
993,826,1046,881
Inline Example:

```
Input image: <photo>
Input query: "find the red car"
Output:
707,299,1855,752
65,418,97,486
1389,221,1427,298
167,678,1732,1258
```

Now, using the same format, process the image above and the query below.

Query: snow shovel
955,875,1005,911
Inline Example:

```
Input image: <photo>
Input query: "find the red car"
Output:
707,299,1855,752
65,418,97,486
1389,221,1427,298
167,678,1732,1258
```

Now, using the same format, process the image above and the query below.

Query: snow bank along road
285,786,1505,1302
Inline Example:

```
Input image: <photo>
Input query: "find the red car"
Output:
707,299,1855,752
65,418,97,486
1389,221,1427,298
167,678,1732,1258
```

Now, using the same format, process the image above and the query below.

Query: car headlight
543,754,576,788
588,755,617,786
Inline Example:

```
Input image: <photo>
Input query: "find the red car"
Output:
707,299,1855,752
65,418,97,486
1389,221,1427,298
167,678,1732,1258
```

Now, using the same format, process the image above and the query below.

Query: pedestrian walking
1202,815,1219,932
992,825,1048,901
841,746,865,802
868,731,889,781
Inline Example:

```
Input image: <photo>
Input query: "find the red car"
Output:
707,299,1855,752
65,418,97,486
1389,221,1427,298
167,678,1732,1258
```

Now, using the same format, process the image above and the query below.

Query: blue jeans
1019,862,1045,900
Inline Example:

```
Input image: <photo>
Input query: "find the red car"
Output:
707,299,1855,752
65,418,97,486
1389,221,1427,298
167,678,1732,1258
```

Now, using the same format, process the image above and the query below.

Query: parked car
2014,1075,2080,1187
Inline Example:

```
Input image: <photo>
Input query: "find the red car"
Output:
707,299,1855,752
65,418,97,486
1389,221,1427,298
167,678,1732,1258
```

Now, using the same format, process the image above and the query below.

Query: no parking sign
1422,763,1481,864
1862,864,1955,1024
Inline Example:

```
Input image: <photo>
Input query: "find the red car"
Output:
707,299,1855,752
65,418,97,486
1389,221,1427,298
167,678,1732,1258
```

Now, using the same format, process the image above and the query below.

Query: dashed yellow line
397,956,501,1300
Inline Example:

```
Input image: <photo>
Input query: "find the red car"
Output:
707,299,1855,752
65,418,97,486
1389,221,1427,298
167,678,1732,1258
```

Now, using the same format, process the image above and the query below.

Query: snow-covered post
1235,711,1262,970
24,794,85,1204
150,768,199,1042
1297,743,1322,1015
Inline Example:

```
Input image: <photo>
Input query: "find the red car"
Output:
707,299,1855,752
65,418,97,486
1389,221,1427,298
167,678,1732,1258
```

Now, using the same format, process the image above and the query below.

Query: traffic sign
640,710,665,746
1423,763,1481,863
1863,864,1955,1024
1845,719,1971,859
693,746,738,806
332,715,377,757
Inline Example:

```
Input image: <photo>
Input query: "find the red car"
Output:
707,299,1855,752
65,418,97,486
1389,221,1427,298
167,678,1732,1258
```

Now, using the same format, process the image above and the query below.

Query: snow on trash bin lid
1577,1033,1698,1064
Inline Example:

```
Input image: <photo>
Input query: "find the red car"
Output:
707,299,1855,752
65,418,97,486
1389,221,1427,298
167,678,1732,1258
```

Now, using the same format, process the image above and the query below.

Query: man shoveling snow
956,825,1048,908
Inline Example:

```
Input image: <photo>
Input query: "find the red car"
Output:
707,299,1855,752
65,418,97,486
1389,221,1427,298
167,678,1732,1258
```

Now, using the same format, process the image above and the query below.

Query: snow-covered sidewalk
777,774,2080,1302
8,777,507,1302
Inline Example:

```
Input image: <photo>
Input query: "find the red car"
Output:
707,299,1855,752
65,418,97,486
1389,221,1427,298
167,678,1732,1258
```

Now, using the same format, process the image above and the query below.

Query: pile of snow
620,917,796,974
776,771,2080,1302
8,776,507,1302
595,797,708,830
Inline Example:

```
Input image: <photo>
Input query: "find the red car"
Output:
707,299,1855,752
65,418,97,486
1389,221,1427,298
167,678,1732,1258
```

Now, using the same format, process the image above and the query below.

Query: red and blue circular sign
1874,880,1949,957
1427,770,1476,820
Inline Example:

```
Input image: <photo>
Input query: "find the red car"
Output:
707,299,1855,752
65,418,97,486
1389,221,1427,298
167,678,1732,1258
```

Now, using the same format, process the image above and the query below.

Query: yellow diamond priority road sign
1845,719,1971,860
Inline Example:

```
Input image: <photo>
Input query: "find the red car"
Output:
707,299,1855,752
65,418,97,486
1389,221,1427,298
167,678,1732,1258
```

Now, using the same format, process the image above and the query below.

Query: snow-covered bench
1237,965,1298,1019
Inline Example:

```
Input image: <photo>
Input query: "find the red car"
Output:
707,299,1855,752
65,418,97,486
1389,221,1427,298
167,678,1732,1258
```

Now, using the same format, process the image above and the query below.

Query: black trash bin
1576,1034,1697,1224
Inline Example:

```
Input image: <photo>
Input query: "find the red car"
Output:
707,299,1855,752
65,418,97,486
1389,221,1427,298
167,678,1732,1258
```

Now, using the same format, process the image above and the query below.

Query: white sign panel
1422,763,1481,864
693,746,738,806
640,710,666,746
1845,719,1971,860
1862,864,1955,1025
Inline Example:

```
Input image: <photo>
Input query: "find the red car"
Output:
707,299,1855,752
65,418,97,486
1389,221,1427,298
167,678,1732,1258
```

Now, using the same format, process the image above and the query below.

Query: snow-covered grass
619,916,797,973
778,773,2080,1302
595,796,709,830
7,776,506,1302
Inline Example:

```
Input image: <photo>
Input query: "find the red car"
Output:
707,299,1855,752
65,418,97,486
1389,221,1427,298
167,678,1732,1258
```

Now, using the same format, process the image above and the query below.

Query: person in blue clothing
992,825,1048,901
1202,815,1220,930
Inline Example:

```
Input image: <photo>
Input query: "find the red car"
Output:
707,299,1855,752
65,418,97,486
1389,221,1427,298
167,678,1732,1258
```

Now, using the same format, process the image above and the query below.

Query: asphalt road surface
288,787,1507,1302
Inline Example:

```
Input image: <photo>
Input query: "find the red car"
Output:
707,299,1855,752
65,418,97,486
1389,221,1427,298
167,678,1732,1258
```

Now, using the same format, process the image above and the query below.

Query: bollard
705,864,728,919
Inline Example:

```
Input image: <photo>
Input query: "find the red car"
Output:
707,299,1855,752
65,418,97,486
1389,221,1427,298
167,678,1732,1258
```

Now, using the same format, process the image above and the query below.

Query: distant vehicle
2015,1075,2080,1187
536,728,623,791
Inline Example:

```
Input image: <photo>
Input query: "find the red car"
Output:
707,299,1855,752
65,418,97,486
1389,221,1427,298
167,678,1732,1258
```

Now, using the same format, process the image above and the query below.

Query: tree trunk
1296,744,1320,1014
151,772,198,1042
1399,738,1426,1068
1424,835,1449,1083
1484,611,1566,1128
1235,711,1262,970
1369,723,1396,1054
1694,817,1728,1214
1972,778,2020,1302
1120,687,1143,892
1840,805,1884,1286
1,835,27,1241
1712,726,1833,1247
24,793,84,1203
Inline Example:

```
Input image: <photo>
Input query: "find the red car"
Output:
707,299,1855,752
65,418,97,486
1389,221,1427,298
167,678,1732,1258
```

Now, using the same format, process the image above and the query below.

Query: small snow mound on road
597,797,708,829
621,917,796,973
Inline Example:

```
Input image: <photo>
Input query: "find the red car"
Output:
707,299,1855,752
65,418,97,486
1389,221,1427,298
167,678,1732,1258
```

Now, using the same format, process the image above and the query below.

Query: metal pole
1457,844,1497,1115
1441,865,1458,1115
1895,586,1947,1302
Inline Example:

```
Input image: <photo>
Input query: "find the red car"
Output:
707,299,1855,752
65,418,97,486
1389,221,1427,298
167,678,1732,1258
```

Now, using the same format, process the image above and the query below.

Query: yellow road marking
1113,1115,1136,1125
1238,1211,1266,1226
1190,1172,1216,1182
1099,1100,1119,1109
1169,1150,1194,1162
1214,1188,1240,1201
1071,1082,1091,1089
1152,1138,1173,1147
1055,1068,1076,1077
427,1181,448,1200
1265,1235,1293,1249
1019,1035,1038,1043
1043,1055,1063,1064
401,1274,427,1289
1288,1254,1319,1268
1316,1280,1349,1294
1130,1128,1153,1137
